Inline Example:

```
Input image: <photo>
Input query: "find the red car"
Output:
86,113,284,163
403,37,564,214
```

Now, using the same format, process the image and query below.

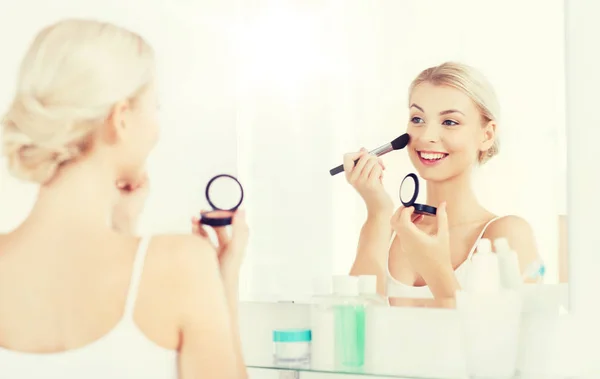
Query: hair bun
4,138,80,184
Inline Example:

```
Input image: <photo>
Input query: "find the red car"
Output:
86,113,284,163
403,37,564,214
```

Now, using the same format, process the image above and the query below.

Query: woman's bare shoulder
147,234,219,278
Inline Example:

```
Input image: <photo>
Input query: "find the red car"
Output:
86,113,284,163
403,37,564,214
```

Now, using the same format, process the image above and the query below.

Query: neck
425,169,483,226
27,156,118,232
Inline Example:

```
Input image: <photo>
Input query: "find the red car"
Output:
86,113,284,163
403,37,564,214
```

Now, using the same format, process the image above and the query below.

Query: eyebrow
410,103,465,116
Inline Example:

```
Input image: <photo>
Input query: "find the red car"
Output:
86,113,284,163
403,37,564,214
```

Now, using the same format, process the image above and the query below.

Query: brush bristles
390,133,410,150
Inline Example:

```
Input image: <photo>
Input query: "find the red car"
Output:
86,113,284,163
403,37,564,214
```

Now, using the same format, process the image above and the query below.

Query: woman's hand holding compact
390,203,459,298
191,209,249,274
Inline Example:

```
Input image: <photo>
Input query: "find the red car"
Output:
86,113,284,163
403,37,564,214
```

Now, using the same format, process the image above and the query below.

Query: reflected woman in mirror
343,62,539,300
0,19,248,378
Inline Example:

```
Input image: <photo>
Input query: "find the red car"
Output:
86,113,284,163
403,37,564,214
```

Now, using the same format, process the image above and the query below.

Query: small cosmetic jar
273,328,312,368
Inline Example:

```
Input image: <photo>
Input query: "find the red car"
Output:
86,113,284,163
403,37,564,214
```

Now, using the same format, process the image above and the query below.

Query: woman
344,62,538,300
0,19,248,379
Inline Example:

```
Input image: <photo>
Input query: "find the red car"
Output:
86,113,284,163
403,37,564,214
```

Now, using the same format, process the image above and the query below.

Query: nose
420,124,441,143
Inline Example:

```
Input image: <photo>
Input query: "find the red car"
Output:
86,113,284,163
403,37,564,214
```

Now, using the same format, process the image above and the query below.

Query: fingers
343,147,388,188
391,205,405,225
391,206,421,235
436,201,449,241
191,216,209,238
357,155,379,183
350,154,379,184
399,205,415,225
367,162,383,185
231,209,249,247
411,213,424,224
342,150,364,177
213,227,229,248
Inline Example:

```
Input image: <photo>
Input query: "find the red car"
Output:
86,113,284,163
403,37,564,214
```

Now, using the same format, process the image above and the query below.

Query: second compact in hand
399,173,437,216
199,174,244,226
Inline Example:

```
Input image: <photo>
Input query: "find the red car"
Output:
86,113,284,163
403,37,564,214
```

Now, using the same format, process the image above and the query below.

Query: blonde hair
1,19,154,184
409,61,500,164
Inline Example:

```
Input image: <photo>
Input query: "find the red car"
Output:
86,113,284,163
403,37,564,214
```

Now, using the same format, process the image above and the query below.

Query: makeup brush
329,133,411,176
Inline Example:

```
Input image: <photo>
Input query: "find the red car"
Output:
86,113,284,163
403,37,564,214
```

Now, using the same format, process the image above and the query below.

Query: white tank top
387,216,503,298
0,236,178,379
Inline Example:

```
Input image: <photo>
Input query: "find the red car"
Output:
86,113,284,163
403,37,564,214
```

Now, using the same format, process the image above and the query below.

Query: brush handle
329,143,393,176
330,161,355,176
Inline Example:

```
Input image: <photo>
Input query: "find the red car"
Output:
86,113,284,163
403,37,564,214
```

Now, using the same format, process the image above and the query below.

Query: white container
467,238,500,293
357,275,387,305
308,275,343,371
494,238,523,290
456,290,522,379
273,329,312,369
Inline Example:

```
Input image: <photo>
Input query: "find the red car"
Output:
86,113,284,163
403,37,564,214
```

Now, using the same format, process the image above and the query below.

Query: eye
442,119,459,126
410,116,424,124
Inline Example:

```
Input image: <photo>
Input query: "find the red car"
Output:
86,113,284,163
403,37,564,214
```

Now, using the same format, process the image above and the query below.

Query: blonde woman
344,62,539,299
0,19,248,379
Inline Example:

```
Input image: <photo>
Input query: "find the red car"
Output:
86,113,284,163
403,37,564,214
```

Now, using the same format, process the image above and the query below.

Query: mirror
399,173,436,217
0,0,569,312
206,174,244,211
227,0,568,309
399,174,417,206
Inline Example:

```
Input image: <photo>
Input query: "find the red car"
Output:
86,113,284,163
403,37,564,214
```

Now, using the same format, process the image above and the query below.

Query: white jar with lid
272,328,312,369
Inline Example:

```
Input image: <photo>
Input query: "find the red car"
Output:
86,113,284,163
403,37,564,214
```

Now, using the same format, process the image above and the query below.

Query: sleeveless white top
0,236,179,379
387,216,503,298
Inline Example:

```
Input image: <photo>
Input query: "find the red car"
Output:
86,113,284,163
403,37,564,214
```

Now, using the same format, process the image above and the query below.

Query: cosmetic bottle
467,238,501,293
357,275,387,305
332,275,365,369
459,238,523,379
309,277,335,371
494,237,523,290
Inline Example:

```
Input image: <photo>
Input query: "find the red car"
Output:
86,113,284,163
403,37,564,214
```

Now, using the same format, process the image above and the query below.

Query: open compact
200,174,244,227
399,173,437,216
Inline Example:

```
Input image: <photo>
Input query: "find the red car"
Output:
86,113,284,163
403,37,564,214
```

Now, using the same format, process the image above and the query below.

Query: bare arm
342,150,394,295
219,263,246,378
173,236,246,379
484,215,539,283
349,212,394,295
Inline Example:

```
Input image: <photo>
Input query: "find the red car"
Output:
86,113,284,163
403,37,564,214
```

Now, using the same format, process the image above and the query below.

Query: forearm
220,266,248,378
350,212,394,294
420,261,460,299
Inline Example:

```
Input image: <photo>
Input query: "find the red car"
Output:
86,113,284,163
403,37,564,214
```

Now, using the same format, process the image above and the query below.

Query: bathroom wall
0,0,567,303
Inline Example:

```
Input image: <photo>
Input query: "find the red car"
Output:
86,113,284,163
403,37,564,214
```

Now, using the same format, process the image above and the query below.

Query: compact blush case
199,174,244,227
399,173,437,216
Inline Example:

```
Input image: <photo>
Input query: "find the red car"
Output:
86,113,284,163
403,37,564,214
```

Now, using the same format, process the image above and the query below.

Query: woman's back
0,18,247,378
0,225,238,378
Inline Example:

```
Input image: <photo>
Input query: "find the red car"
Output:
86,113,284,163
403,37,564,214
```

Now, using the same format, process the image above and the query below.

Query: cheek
140,112,160,148
443,132,477,155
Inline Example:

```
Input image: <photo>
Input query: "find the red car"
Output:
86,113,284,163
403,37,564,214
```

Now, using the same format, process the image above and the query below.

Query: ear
103,100,132,145
479,120,497,152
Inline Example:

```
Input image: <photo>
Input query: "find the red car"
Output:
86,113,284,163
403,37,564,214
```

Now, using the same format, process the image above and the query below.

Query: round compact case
199,174,244,226
399,173,437,216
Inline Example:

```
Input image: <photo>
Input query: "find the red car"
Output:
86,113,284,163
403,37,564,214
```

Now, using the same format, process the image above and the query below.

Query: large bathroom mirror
0,0,568,308
229,0,568,305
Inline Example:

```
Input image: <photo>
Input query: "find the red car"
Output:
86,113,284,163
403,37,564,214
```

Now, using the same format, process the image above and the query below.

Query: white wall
0,1,566,302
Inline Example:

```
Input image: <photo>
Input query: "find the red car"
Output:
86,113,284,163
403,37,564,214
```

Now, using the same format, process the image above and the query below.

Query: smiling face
407,82,496,182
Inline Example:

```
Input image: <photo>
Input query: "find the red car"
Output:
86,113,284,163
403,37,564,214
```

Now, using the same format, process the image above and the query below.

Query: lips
417,150,449,166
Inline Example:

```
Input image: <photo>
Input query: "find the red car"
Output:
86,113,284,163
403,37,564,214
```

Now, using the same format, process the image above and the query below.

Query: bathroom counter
246,364,574,379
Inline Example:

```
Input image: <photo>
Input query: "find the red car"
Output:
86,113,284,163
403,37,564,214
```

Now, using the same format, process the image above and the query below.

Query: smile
417,151,449,166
